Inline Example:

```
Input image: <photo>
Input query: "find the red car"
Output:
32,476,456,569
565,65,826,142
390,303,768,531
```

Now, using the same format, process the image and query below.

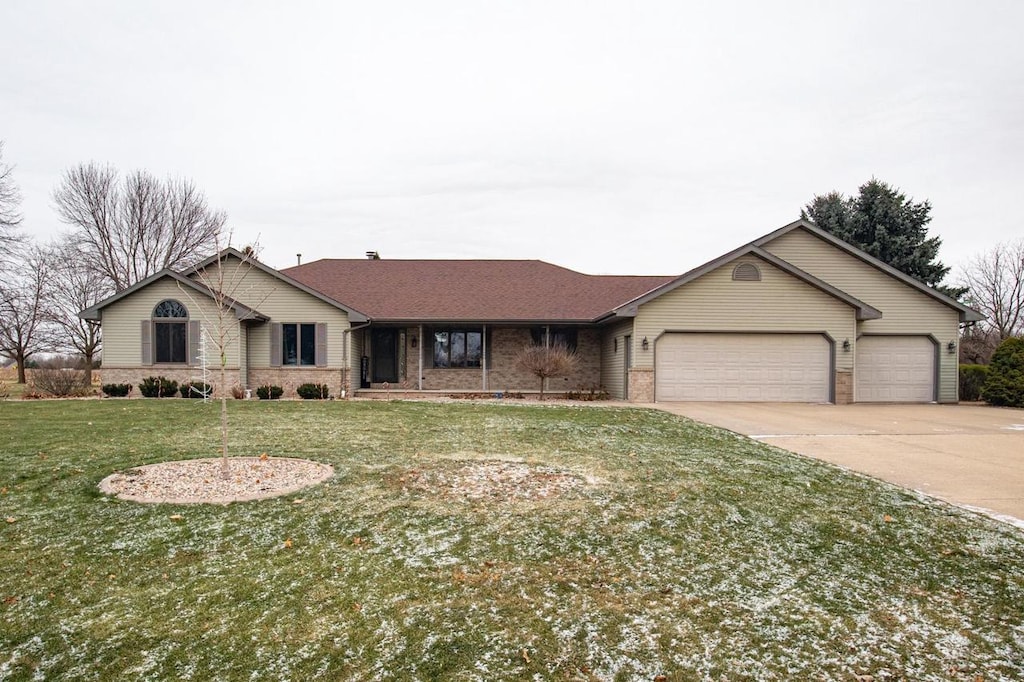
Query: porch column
417,324,423,391
482,325,488,391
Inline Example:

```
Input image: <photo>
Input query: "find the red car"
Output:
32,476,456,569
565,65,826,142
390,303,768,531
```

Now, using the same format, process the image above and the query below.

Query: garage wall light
641,337,649,351
842,338,851,352
947,340,956,354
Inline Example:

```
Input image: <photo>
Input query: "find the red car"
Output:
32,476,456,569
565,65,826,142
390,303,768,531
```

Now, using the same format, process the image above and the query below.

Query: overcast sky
2,1,1021,278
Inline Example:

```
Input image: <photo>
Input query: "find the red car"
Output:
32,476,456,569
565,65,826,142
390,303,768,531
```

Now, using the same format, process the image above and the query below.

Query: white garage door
855,336,935,402
655,333,831,402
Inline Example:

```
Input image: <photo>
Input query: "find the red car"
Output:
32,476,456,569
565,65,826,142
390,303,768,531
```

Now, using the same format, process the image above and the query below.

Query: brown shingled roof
281,259,674,322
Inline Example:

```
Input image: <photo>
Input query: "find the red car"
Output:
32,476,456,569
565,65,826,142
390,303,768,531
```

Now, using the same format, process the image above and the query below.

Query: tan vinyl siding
600,319,634,399
762,229,961,402
101,278,242,368
191,256,351,369
634,257,856,372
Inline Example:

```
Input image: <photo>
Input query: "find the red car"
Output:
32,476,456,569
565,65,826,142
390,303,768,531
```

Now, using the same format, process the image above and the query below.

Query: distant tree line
0,141,224,385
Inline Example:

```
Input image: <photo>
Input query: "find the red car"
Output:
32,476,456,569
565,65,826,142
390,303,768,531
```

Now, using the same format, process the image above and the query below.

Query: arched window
732,262,762,282
153,299,188,363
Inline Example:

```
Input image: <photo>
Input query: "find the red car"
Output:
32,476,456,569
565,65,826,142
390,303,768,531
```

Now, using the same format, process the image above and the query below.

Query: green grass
1,399,1022,681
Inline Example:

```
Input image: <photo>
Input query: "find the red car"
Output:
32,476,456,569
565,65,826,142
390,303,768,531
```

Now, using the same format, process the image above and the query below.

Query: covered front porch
352,324,602,395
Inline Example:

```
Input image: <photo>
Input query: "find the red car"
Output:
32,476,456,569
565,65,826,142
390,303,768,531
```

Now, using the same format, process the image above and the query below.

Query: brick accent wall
100,367,346,398
628,367,655,402
248,369,345,398
399,326,602,392
835,369,853,405
99,368,241,397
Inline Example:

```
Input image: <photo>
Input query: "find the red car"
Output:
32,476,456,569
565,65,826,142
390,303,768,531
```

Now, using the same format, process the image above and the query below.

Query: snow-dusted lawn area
1,399,1022,681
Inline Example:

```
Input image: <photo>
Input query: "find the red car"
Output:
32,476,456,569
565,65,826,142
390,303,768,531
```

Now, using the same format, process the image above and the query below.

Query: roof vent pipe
296,253,302,266
366,251,380,260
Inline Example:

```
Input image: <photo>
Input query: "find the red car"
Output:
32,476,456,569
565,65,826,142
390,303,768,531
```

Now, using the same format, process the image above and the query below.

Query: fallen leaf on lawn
4,517,15,524
521,649,531,664
3,596,17,604
654,676,667,682
169,514,184,521
260,453,268,461
292,498,304,505
883,515,894,523
283,538,293,549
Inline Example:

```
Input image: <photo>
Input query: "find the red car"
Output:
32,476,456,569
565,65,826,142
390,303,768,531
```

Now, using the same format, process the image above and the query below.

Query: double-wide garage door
655,333,830,402
855,336,935,402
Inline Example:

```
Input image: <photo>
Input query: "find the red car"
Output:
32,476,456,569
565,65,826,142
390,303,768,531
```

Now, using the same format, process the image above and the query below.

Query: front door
371,329,399,383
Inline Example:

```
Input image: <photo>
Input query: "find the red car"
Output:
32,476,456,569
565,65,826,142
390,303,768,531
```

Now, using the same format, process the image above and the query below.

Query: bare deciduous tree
0,248,53,384
0,141,25,274
514,342,579,400
52,163,226,292
43,237,113,385
179,238,272,478
960,239,1024,342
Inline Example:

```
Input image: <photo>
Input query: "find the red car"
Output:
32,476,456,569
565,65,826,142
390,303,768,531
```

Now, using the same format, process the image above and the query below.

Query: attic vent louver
366,251,380,260
732,262,761,281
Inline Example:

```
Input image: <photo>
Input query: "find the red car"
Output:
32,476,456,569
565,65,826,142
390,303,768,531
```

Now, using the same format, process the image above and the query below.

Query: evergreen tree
801,179,965,298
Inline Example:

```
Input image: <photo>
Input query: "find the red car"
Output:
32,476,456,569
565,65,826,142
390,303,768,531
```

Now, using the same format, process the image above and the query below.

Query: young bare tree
514,342,579,400
179,238,272,478
42,237,113,385
960,239,1024,342
0,141,25,275
52,163,226,291
0,247,53,384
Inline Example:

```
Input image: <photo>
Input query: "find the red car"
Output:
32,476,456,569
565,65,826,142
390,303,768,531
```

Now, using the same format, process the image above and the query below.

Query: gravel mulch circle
98,456,334,504
392,460,589,502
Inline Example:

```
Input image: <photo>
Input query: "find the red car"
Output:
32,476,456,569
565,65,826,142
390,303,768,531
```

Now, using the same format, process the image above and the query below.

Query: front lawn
1,400,1022,680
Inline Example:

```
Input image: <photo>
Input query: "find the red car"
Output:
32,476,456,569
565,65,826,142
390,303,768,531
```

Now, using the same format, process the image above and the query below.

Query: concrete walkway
648,402,1024,524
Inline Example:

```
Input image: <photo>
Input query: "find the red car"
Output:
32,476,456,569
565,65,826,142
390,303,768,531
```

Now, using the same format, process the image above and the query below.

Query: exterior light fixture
411,336,418,349
947,340,956,354
642,337,649,351
842,338,851,352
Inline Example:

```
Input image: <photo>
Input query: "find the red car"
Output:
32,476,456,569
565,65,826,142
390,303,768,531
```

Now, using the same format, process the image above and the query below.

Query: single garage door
655,333,831,402
855,335,935,402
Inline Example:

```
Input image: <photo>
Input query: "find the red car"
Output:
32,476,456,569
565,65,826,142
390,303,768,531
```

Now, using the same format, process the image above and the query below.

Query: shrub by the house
959,364,990,402
256,384,284,400
102,383,132,397
296,383,330,400
30,368,92,397
982,337,1024,407
180,381,213,399
138,376,180,398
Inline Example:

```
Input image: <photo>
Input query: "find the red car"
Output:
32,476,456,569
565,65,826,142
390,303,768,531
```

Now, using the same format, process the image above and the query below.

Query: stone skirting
99,367,347,399
248,369,346,399
99,368,241,397
628,367,655,402
835,370,853,405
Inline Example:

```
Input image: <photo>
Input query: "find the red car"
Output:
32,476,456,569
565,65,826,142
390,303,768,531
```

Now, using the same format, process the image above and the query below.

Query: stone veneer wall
100,367,346,398
248,369,346,398
628,367,655,402
835,370,853,405
399,326,603,392
99,368,241,397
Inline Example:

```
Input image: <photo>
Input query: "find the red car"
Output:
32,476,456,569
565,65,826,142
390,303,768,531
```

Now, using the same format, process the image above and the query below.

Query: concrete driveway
651,402,1024,524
